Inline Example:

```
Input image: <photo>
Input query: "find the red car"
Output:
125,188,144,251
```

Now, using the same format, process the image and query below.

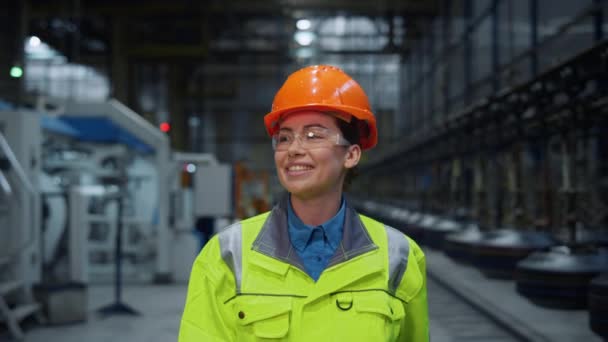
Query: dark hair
335,115,362,189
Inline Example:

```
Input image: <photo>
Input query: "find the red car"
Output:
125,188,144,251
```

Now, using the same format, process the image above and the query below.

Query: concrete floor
3,249,601,342
424,249,602,342
22,285,186,342
19,282,480,342
18,284,501,342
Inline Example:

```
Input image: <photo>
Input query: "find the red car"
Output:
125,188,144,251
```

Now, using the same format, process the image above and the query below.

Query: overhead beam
29,0,439,18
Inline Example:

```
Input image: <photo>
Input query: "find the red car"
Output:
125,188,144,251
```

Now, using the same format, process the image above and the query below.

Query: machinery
57,99,172,283
170,152,233,283
39,99,234,285
1,97,233,337
0,109,45,339
29,99,168,285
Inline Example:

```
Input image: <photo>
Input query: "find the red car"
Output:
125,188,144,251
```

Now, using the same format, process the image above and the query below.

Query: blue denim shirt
287,197,345,281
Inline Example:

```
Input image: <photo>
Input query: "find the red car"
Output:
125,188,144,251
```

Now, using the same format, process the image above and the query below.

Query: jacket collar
251,194,378,275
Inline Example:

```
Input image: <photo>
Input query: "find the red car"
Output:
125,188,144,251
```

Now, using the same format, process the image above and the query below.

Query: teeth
288,165,313,171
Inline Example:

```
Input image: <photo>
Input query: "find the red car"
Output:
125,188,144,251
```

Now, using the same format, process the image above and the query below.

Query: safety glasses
272,126,351,151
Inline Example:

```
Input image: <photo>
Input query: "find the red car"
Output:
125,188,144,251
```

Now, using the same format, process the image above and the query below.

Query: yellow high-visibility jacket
179,199,429,341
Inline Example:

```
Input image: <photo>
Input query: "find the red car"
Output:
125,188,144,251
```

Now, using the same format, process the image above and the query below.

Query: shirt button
238,311,245,319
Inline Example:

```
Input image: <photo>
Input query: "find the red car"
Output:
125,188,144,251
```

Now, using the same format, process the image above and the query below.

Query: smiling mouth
286,165,314,172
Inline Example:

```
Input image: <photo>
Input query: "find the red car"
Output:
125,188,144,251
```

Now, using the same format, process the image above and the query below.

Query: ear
343,144,361,169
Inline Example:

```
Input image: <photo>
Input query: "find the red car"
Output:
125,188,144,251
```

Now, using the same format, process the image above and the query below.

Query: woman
179,65,429,341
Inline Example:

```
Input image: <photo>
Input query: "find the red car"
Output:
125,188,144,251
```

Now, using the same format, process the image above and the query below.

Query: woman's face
274,111,360,200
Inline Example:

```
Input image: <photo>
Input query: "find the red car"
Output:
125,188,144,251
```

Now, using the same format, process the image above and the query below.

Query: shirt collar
251,194,378,271
287,196,345,252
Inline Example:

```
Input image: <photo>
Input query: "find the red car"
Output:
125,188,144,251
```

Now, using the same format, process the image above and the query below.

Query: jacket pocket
354,291,405,322
234,298,292,340
332,290,405,341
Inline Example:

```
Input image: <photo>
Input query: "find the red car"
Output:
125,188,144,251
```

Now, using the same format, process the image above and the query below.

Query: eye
305,129,327,140
276,133,292,143
305,131,319,140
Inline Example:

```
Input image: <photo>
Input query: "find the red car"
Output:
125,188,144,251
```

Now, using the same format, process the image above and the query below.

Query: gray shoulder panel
217,222,243,293
385,225,410,294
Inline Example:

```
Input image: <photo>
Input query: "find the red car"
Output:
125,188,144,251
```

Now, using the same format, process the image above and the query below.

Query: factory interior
1,0,608,341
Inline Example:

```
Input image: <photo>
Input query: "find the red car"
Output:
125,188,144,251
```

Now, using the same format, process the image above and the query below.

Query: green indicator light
10,66,23,78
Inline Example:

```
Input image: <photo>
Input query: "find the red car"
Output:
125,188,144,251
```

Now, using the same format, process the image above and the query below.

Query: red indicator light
160,122,171,132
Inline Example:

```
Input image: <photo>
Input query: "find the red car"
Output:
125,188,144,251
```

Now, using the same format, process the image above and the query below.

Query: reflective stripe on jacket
179,199,429,342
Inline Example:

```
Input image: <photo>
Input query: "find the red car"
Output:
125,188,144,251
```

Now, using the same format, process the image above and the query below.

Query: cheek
316,151,346,173
274,152,283,168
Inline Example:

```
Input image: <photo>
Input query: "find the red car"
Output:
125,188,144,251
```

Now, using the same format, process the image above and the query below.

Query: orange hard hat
264,65,377,150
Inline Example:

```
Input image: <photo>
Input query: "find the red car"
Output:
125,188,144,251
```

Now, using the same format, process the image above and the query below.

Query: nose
287,135,305,156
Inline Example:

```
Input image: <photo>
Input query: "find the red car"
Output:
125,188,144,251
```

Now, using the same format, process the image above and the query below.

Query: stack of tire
471,229,557,278
443,224,482,264
515,247,608,309
424,218,463,250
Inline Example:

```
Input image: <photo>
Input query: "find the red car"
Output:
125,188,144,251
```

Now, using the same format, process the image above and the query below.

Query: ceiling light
28,36,41,47
296,19,311,30
186,163,197,173
294,31,315,46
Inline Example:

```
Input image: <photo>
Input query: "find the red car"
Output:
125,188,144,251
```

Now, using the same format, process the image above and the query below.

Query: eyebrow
278,123,328,132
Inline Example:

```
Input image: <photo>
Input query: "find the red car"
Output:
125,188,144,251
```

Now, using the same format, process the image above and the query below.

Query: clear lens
272,127,350,151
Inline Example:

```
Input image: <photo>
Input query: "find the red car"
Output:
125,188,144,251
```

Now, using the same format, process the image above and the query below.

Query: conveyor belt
428,275,529,342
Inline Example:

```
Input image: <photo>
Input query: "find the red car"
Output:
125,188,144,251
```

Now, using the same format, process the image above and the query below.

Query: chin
287,184,337,201
284,185,313,198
